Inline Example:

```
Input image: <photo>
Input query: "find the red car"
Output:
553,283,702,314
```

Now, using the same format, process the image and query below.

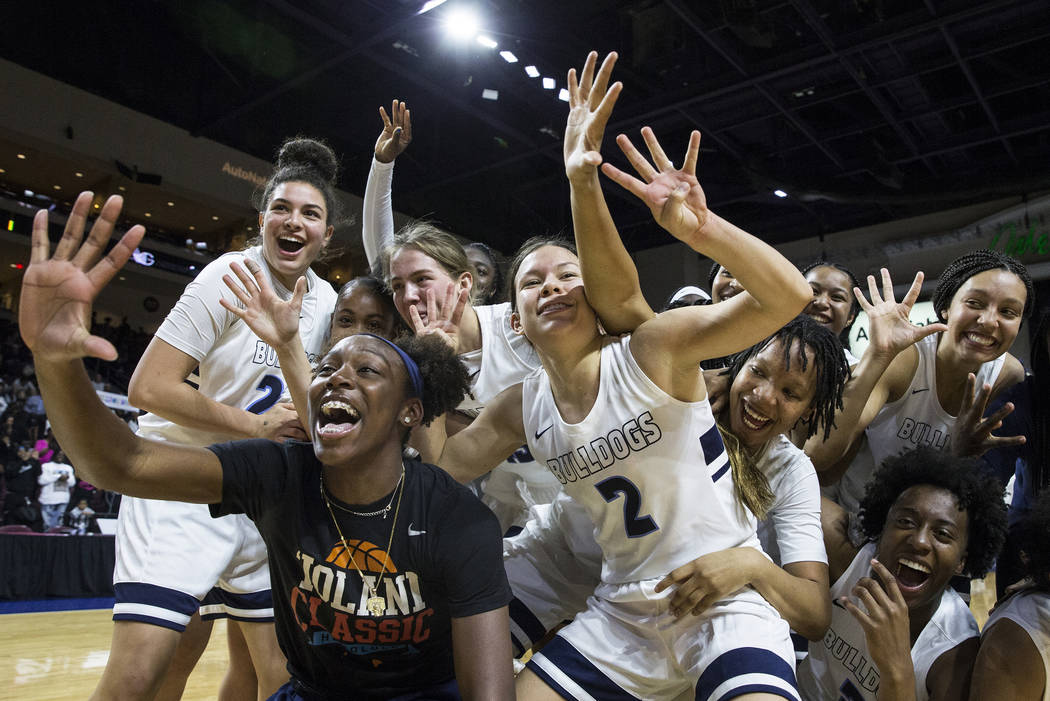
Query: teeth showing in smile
540,302,570,315
278,235,305,253
318,400,359,435
964,332,995,348
741,402,771,430
898,557,931,574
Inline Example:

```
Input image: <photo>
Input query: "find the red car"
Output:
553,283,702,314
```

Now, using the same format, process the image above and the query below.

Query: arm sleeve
206,438,290,521
768,456,828,566
362,158,396,274
434,488,512,618
153,253,245,361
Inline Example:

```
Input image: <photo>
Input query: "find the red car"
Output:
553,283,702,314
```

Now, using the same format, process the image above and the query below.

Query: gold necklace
320,464,406,617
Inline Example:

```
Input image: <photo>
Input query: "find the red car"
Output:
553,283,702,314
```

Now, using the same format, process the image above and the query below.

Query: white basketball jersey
983,590,1050,701
457,302,539,414
838,334,1005,514
522,335,758,584
797,543,978,701
137,246,337,447
757,435,826,567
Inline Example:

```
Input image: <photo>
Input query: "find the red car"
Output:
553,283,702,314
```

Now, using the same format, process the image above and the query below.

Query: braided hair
932,250,1034,322
726,315,850,442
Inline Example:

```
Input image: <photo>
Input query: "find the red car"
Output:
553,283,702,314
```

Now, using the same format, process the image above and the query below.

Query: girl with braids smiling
808,250,1033,517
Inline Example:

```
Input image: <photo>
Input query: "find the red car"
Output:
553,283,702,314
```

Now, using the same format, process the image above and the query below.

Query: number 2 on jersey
595,476,659,538
247,374,284,414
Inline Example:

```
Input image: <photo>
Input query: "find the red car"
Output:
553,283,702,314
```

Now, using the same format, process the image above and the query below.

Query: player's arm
820,496,860,583
363,100,411,272
430,383,528,484
451,608,515,700
21,192,224,504
968,619,1044,701
926,637,979,701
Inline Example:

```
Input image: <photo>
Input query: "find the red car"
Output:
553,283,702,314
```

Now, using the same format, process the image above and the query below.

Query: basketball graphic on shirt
326,540,398,573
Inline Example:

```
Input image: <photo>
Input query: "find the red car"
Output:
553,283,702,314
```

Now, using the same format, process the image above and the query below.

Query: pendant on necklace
367,596,386,616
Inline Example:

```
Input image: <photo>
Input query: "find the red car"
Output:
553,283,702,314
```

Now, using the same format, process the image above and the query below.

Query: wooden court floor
0,574,998,700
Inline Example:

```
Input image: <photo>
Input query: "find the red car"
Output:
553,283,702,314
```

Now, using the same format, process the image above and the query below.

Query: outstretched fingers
681,131,701,175
85,224,145,292
600,161,647,200
614,133,658,182
589,52,618,110
901,271,925,308
53,191,94,262
576,51,598,105
30,210,51,265
641,127,674,172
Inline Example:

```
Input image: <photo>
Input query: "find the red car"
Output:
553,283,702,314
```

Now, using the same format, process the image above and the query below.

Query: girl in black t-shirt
18,192,514,701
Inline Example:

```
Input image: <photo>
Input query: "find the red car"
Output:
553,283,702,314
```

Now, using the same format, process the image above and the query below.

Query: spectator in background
38,449,74,529
3,444,42,529
68,497,96,535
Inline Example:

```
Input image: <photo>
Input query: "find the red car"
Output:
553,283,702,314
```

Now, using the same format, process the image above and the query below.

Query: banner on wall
848,301,940,360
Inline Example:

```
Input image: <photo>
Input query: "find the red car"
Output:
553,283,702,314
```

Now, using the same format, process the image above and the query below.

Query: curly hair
465,241,504,305
858,446,1008,578
1016,490,1050,588
726,315,849,441
505,236,578,312
931,250,1034,322
801,260,861,342
394,333,469,426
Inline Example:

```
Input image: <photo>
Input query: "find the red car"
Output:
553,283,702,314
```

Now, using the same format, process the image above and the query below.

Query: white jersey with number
136,246,336,446
982,590,1050,701
757,435,826,567
522,334,757,584
837,334,1005,514
797,543,978,701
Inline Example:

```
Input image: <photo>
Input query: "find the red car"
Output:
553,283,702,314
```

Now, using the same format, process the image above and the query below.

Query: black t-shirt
4,457,40,499
208,440,510,700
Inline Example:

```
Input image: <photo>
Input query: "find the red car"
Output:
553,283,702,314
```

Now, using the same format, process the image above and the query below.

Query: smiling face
330,284,399,344
466,247,496,301
804,266,856,336
309,336,420,466
727,338,818,451
510,245,595,343
941,269,1026,364
259,181,333,289
874,484,968,614
711,266,743,303
388,247,472,326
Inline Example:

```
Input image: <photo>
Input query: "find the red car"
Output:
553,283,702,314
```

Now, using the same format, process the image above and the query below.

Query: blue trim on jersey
790,631,808,654
710,683,798,701
699,424,726,465
112,612,187,632
695,647,797,701
529,635,637,700
113,582,200,614
710,462,731,483
509,597,547,655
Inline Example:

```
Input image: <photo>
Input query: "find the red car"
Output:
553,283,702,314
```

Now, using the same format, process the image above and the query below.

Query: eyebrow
520,261,578,280
270,197,325,211
965,288,1025,307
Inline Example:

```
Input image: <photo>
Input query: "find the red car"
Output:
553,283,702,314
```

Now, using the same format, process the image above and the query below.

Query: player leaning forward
427,51,815,701
19,196,514,700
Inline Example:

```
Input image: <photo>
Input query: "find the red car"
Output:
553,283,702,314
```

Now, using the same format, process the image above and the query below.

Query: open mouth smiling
317,399,360,437
278,235,306,254
894,557,932,592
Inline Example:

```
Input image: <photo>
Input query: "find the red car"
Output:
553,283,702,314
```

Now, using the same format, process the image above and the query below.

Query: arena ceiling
4,0,1050,256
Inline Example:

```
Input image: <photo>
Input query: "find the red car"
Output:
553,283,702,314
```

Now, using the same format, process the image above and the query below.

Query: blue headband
360,334,424,401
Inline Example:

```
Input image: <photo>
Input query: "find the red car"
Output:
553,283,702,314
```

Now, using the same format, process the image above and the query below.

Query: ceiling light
53,185,61,190
167,201,174,206
144,212,151,217
499,51,518,63
189,225,195,231
23,189,33,197
418,0,447,13
482,89,499,100
75,172,83,177
524,65,540,78
212,215,219,221
542,77,555,90
558,88,570,102
16,154,26,160
444,8,478,40
773,189,788,198
476,35,497,49
118,185,126,191
0,168,5,174
119,276,125,281
93,203,100,209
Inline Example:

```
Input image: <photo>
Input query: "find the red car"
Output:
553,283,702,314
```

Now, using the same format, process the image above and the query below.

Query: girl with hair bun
98,137,341,699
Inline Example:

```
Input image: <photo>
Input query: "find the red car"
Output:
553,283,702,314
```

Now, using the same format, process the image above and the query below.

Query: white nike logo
408,524,426,536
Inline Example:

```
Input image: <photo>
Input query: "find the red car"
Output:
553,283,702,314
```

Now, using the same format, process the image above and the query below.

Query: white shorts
113,496,273,632
527,581,799,701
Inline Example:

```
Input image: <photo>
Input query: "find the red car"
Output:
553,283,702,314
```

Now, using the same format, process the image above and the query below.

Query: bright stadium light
773,189,788,198
477,35,497,48
524,65,540,78
499,50,518,63
444,7,479,40
542,77,555,89
418,0,448,14
558,88,570,102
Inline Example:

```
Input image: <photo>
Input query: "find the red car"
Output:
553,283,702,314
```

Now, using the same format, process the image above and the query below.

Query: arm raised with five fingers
804,269,946,476
20,192,223,503
363,100,412,272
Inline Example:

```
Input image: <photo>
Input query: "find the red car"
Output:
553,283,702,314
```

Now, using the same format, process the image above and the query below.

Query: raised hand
220,258,304,350
408,282,468,353
949,372,1025,457
564,51,622,182
857,268,946,360
374,100,412,164
601,128,710,245
20,191,145,363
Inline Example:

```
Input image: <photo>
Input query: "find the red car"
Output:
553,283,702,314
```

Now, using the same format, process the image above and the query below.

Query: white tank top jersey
982,590,1050,701
797,543,978,701
456,302,539,414
522,335,759,584
137,246,337,447
838,333,1005,514
757,435,827,567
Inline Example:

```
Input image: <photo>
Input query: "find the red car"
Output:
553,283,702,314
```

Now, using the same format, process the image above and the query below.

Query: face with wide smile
804,266,856,336
941,269,1026,363
510,245,594,341
874,484,968,614
260,181,333,290
330,285,399,344
388,247,472,327
727,338,818,451
309,336,418,466
711,266,743,303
